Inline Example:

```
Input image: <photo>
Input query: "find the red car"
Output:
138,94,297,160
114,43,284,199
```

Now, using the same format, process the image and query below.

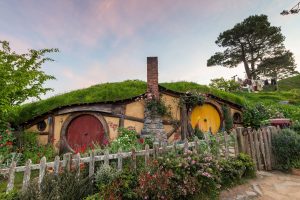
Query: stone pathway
220,171,300,200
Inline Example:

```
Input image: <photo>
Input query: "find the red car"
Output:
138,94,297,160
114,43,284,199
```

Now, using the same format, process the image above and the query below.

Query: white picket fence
1,126,282,194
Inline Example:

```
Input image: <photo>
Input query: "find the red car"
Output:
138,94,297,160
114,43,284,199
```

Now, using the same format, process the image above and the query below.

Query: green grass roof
15,79,300,124
16,80,246,124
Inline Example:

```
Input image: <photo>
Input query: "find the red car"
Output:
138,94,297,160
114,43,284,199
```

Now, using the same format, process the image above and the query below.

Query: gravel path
220,171,300,200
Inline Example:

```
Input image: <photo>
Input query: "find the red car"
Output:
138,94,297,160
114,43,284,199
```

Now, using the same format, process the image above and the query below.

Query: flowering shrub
18,132,55,164
109,128,143,153
0,128,16,169
0,128,15,156
95,164,119,191
136,160,174,200
101,169,139,200
157,151,221,199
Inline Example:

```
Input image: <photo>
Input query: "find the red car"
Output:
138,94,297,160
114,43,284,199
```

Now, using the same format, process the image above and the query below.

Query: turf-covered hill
14,80,300,125
278,74,300,91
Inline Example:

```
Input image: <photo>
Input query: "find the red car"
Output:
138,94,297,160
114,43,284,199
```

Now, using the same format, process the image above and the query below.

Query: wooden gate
234,126,281,171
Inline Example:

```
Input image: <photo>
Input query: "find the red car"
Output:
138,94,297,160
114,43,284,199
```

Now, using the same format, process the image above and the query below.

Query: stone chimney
147,57,159,99
142,57,166,144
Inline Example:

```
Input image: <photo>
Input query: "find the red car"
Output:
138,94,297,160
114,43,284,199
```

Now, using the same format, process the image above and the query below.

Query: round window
233,112,242,123
37,121,47,132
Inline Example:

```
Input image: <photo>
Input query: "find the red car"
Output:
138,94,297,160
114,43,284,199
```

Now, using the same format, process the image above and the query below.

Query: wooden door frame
60,112,109,153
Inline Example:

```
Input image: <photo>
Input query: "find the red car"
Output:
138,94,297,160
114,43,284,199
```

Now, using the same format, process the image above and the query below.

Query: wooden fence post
63,153,71,171
236,127,245,153
6,161,16,193
131,148,137,171
104,149,109,166
184,139,189,153
145,144,150,167
38,157,46,188
22,159,32,192
266,127,275,169
232,129,239,156
245,128,251,156
153,142,159,158
117,148,123,172
253,130,262,170
204,133,211,153
172,141,177,154
258,129,267,169
74,153,81,176
262,128,271,170
89,151,95,177
215,133,221,159
268,126,277,168
193,137,200,153
248,130,257,169
54,156,60,175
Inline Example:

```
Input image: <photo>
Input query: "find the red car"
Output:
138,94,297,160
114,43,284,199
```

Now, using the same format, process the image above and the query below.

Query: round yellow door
191,103,221,134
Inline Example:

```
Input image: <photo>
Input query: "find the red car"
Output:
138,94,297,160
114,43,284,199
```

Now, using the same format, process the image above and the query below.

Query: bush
157,151,221,200
109,128,143,153
0,128,15,158
291,120,300,133
136,163,174,200
243,103,271,128
272,129,300,170
17,132,55,165
20,170,93,200
95,164,119,190
222,105,233,131
101,169,139,200
219,153,256,189
209,78,240,92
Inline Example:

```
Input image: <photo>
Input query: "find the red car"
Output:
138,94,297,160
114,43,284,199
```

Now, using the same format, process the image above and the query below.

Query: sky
0,0,299,99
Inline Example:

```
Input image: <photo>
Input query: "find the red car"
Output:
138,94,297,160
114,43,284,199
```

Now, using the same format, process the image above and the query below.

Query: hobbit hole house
21,57,243,153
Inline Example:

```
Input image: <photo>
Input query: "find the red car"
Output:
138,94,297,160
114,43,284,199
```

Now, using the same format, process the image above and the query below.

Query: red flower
6,141,13,146
139,138,145,144
102,138,109,146
174,134,180,140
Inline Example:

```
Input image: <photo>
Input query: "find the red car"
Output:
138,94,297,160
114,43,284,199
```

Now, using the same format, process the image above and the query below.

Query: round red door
66,114,105,151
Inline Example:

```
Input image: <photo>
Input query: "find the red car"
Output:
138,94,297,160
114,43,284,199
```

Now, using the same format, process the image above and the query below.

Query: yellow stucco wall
124,120,144,134
53,114,69,151
125,100,145,119
161,94,180,120
38,135,49,145
104,116,119,140
27,119,50,133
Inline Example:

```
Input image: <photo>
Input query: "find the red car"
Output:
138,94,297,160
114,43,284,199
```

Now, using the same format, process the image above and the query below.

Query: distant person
264,79,269,85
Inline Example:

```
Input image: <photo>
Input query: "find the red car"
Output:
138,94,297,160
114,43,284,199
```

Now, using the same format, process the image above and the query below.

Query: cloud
0,33,32,53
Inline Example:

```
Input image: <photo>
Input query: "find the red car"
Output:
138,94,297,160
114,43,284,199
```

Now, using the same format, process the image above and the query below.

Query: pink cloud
16,0,254,49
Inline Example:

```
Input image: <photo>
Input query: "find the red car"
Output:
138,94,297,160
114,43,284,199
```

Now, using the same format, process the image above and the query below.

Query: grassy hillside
14,80,300,125
278,75,300,91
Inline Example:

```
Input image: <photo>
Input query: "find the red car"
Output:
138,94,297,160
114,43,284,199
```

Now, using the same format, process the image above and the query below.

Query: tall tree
0,41,58,128
257,50,298,81
207,15,296,79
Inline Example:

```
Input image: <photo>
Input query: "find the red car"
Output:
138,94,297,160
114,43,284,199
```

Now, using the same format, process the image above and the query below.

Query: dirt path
220,171,300,200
